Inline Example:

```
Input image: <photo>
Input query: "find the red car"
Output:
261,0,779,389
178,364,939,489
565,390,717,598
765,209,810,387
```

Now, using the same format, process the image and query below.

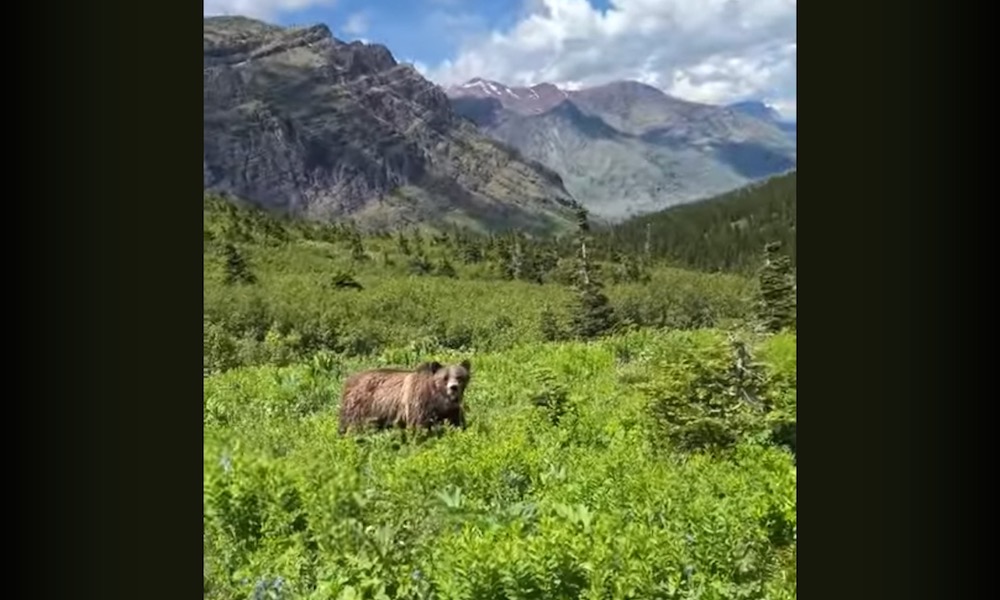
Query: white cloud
342,12,369,36
203,0,335,22
769,99,796,121
427,0,796,109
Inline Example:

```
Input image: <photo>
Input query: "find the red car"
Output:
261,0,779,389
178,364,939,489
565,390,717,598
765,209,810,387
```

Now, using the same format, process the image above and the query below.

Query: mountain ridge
203,17,581,235
446,77,796,221
727,100,797,141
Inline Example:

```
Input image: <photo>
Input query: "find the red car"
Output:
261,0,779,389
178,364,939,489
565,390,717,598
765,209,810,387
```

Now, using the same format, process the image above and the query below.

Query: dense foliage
203,186,797,598
205,331,797,599
757,242,797,333
593,172,797,274
203,195,771,374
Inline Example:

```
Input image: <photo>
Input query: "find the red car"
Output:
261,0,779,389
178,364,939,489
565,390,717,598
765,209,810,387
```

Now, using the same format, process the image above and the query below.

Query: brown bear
337,359,472,434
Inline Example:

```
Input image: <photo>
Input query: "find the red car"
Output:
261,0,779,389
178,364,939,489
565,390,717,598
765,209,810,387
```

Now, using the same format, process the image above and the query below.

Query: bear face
417,360,472,404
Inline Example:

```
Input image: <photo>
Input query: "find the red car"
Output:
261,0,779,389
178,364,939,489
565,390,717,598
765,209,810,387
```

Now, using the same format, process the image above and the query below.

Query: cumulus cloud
203,0,336,22
427,0,796,116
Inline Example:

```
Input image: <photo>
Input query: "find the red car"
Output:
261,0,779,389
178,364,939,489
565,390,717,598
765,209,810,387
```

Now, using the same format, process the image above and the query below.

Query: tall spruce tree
757,241,796,332
569,207,616,339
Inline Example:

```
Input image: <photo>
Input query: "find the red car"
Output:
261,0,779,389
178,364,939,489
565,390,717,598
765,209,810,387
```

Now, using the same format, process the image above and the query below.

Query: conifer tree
222,243,256,285
348,231,367,262
644,222,652,260
397,232,411,255
408,252,433,275
508,234,524,280
569,207,616,339
437,256,458,278
459,237,483,264
757,241,796,331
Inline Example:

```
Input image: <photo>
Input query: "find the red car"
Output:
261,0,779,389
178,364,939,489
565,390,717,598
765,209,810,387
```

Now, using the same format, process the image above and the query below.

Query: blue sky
270,1,529,68
203,1,797,120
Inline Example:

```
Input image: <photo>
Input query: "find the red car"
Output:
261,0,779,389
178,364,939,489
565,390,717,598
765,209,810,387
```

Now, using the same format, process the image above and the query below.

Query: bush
639,331,788,453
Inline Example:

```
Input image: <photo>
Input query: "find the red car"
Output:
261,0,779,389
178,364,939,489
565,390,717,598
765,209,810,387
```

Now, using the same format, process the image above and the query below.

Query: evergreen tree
411,229,424,255
436,256,458,278
521,244,544,284
459,237,483,264
569,207,616,339
535,246,559,280
397,232,412,255
644,222,652,261
757,241,796,332
408,252,433,276
607,249,626,284
508,235,524,280
613,251,647,284
506,233,543,283
539,307,566,342
493,237,515,280
222,243,256,285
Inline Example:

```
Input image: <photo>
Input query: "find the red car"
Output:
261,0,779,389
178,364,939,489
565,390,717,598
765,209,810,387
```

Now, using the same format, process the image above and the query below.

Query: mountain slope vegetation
203,190,797,599
593,171,797,274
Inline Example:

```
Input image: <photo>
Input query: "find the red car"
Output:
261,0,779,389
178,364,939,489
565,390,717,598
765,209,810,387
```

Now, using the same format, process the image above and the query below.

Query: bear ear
417,361,443,374
460,359,471,371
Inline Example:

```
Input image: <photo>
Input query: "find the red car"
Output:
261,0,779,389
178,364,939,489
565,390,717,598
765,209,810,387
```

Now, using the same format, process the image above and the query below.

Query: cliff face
203,17,579,234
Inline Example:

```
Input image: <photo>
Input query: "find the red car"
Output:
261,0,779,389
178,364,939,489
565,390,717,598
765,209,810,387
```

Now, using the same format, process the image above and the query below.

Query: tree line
592,171,797,274
205,171,797,345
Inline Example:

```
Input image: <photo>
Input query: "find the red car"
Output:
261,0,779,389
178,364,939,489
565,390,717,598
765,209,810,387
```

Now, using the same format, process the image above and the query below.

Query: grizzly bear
337,360,472,434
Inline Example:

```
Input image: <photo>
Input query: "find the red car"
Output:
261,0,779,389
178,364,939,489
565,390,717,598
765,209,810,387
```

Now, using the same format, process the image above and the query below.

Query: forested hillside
593,171,796,274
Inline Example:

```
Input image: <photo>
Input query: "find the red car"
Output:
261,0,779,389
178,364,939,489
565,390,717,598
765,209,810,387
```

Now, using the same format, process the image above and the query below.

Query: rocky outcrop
203,17,579,234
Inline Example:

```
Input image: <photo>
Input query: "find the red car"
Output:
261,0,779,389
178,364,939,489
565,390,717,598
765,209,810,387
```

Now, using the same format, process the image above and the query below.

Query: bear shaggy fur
338,360,472,434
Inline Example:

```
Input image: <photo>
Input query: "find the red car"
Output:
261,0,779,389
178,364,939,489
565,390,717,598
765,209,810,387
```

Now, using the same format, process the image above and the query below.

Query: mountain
726,100,784,123
450,78,572,116
447,78,796,221
727,100,796,142
203,17,580,235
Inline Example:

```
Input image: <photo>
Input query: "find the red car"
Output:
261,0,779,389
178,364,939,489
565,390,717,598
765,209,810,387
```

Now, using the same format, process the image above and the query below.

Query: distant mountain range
727,100,796,142
202,16,797,233
446,78,796,221
203,17,580,235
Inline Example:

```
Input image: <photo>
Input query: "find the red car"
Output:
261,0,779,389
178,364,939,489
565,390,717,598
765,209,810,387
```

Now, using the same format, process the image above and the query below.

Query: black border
23,4,205,596
803,3,982,598
18,2,981,597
